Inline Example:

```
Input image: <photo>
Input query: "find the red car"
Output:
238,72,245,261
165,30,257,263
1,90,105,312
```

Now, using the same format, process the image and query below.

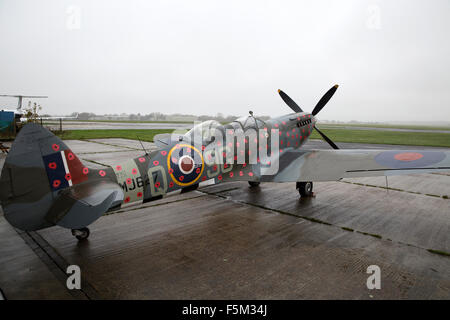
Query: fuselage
93,112,316,209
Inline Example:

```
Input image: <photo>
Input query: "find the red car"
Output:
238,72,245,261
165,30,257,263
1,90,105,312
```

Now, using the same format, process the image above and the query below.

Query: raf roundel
375,150,446,169
167,144,204,186
179,155,195,174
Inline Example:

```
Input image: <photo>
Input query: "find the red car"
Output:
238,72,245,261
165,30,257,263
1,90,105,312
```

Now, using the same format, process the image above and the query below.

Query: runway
0,138,449,299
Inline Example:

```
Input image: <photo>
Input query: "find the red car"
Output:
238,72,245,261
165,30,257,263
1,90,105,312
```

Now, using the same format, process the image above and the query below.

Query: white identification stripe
60,151,73,186
199,178,215,188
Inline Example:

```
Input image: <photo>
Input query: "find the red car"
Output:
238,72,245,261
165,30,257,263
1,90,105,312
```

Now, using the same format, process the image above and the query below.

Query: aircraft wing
261,149,450,182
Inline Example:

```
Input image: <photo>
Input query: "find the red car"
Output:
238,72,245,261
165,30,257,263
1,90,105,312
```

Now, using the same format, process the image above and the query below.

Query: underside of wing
261,149,450,182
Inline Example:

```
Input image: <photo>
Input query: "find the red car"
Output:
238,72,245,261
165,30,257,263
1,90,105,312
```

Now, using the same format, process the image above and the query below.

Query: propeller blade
278,89,303,113
311,84,338,116
314,126,339,149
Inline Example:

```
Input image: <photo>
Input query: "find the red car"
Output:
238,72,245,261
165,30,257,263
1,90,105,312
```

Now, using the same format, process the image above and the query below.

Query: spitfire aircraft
1,85,449,240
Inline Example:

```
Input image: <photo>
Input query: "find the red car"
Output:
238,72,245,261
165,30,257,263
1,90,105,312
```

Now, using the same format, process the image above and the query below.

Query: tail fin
0,123,123,231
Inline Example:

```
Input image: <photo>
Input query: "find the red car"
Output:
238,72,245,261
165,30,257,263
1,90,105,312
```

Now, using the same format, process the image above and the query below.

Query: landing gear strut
72,227,90,241
248,181,260,187
297,181,313,197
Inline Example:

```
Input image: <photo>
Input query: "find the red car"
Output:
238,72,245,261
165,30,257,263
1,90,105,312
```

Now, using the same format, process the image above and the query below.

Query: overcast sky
0,0,449,122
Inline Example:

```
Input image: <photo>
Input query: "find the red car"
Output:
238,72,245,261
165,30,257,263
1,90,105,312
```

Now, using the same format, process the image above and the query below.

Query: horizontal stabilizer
46,180,124,229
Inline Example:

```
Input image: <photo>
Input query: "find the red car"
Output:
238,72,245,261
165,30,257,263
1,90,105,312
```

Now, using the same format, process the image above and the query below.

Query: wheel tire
297,181,313,197
248,181,261,187
72,227,90,241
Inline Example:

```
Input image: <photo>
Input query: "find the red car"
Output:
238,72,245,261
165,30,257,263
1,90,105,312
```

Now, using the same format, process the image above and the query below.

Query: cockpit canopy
184,120,223,144
232,115,266,130
183,115,267,145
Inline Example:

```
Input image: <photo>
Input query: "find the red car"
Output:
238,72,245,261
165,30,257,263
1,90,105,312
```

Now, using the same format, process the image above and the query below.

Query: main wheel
296,181,313,197
248,181,260,187
72,227,90,241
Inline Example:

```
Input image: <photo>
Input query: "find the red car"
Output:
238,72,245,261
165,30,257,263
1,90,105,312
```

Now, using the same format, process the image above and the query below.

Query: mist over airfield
0,0,449,123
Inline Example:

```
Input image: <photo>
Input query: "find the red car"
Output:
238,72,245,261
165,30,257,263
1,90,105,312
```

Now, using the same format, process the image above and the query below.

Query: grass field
308,129,450,147
57,129,174,142
55,128,450,148
45,119,450,131
45,119,194,124
319,123,450,131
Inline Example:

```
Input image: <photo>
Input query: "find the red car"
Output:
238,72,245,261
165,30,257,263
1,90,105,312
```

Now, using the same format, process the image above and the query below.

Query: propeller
278,85,339,150
312,84,338,116
314,126,339,149
278,89,303,113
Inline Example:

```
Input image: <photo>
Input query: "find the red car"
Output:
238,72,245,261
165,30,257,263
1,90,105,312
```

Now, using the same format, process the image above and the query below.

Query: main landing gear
248,181,261,187
72,227,90,241
297,181,314,197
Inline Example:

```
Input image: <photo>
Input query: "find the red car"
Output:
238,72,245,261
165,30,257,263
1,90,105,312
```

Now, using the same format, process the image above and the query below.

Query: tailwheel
71,227,90,241
248,181,261,187
296,181,313,197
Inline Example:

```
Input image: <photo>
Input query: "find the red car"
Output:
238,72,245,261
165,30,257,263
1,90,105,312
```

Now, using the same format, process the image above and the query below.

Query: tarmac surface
0,138,449,299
